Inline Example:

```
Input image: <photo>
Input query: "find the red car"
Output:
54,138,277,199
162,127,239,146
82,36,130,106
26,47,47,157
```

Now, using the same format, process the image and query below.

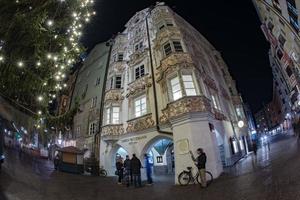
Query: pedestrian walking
130,154,142,188
252,140,257,156
116,157,124,184
54,154,60,170
144,154,153,185
123,155,132,187
190,148,207,187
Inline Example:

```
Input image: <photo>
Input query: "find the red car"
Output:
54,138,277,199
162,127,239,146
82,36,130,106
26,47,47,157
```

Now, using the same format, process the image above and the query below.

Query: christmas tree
0,0,95,129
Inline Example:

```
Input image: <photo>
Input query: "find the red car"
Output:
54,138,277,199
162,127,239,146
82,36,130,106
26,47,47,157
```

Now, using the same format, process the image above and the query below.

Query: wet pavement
1,133,300,200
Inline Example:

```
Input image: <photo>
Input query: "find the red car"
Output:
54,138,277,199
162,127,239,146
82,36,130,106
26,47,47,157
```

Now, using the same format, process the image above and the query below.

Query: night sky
82,0,272,113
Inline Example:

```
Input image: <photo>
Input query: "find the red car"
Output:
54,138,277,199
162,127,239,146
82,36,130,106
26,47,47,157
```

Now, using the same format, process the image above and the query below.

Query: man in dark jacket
123,155,132,186
116,157,124,184
130,154,142,187
190,148,207,187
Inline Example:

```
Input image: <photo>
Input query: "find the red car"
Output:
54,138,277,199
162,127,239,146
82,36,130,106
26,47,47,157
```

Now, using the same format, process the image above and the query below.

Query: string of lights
0,0,96,128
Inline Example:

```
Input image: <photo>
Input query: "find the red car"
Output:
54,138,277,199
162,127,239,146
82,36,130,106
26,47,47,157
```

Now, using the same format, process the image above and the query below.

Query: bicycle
178,166,213,186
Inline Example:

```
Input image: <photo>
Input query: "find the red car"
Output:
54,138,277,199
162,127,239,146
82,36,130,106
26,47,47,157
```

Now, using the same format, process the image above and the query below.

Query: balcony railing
104,89,124,103
126,113,155,133
157,53,193,82
126,75,152,98
160,96,211,123
101,124,124,141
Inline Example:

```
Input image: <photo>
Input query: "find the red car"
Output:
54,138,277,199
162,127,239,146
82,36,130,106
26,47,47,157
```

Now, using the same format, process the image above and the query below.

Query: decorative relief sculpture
104,89,124,103
231,95,242,105
156,53,193,81
213,108,227,121
126,75,152,98
101,124,124,140
126,114,155,133
203,74,218,91
160,96,211,123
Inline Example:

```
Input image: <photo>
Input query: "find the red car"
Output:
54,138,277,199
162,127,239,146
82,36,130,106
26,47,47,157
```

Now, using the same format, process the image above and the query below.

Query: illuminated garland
0,0,95,129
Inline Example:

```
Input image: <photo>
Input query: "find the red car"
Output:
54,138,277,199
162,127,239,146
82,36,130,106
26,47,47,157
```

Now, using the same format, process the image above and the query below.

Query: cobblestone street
1,133,300,200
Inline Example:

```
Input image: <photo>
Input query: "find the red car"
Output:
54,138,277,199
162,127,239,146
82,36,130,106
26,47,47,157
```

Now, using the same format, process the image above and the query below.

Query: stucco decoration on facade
156,53,194,82
126,75,153,98
126,113,155,133
104,89,124,103
160,96,211,123
203,74,219,91
101,124,125,141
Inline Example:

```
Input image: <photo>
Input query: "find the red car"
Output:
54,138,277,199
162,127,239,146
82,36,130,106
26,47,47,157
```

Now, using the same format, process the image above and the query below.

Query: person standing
144,154,153,185
116,157,124,184
252,140,257,156
54,154,60,170
130,154,142,188
123,155,132,187
190,148,207,187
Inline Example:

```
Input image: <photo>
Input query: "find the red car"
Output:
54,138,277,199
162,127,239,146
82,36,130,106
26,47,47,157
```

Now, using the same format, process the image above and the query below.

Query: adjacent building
253,0,300,116
69,43,110,157
98,2,249,183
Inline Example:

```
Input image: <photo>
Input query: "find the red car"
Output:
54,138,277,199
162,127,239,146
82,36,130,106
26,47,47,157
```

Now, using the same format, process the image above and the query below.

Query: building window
106,108,111,124
91,96,97,108
173,41,183,52
134,96,147,117
182,75,196,96
106,106,120,124
89,122,97,135
278,34,286,48
135,65,145,80
211,95,219,109
117,53,124,62
163,42,172,56
169,73,198,101
163,40,184,57
115,75,122,89
76,126,80,137
112,107,120,124
135,41,143,51
170,77,182,101
108,75,122,90
286,66,293,77
95,77,101,86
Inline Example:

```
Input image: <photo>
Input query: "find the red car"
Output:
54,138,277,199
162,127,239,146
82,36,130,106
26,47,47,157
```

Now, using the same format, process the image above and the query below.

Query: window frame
163,40,184,57
105,106,121,125
91,96,97,108
134,65,145,80
134,95,147,118
88,121,97,136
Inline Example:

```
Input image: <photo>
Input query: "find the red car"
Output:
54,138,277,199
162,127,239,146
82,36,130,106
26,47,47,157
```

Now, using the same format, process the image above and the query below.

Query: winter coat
144,157,152,172
124,159,131,170
130,157,142,174
116,161,123,170
196,153,206,169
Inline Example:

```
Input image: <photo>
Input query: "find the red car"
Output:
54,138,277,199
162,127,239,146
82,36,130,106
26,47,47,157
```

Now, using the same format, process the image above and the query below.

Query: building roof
58,146,83,154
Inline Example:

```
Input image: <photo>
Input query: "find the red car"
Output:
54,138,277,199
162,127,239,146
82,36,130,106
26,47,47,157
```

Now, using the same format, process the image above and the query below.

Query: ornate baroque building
253,0,300,116
99,2,248,183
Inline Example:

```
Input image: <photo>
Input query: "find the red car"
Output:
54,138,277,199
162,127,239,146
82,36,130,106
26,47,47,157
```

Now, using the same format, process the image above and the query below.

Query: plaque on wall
176,139,189,155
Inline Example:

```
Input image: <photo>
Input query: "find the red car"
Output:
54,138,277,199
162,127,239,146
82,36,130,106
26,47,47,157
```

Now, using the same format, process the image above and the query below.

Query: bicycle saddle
187,167,192,170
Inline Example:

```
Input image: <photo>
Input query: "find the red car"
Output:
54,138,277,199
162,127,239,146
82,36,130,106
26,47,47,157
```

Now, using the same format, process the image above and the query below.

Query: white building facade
99,3,248,183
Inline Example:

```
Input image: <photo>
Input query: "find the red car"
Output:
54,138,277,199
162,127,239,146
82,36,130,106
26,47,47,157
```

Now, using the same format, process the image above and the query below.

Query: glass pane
182,75,193,81
136,111,141,117
184,82,194,89
141,97,146,104
172,83,181,92
141,103,146,110
173,91,182,100
113,107,119,112
171,77,179,85
173,41,183,52
164,43,172,56
186,89,196,96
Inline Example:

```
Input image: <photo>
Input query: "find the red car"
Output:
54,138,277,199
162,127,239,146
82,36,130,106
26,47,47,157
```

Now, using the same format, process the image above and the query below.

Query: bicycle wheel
178,171,191,186
100,169,107,177
196,171,213,186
